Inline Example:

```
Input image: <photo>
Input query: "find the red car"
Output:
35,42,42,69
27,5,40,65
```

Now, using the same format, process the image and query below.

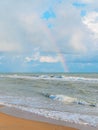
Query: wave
1,104,98,127
47,94,77,103
0,74,98,83
44,93,96,107
0,95,97,127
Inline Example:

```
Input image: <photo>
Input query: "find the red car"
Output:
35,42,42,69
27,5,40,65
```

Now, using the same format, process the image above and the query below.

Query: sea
0,73,98,127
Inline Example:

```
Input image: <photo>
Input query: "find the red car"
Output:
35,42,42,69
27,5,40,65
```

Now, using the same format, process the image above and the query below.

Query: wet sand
0,106,98,130
0,112,77,130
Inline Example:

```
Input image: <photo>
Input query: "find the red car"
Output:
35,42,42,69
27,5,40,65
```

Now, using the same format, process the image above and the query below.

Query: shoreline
0,105,77,130
0,105,98,130
0,112,77,130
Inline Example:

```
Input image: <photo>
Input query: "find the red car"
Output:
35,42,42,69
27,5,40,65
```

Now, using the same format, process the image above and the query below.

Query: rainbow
42,23,68,72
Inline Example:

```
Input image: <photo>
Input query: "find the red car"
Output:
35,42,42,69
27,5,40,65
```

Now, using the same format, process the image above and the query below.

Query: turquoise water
0,73,98,126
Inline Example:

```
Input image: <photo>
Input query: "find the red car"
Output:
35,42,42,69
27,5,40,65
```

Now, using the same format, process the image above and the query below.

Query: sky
0,0,98,73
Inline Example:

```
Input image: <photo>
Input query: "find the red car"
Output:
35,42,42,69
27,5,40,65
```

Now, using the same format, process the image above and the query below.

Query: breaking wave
0,74,98,83
44,93,96,107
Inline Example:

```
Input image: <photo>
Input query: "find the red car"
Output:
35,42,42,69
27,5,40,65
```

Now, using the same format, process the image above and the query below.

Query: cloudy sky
0,0,98,72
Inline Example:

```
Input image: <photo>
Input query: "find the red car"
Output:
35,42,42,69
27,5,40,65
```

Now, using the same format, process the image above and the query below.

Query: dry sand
0,112,78,130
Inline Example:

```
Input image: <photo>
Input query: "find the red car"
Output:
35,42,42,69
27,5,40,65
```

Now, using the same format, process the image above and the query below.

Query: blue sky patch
42,9,56,20
47,23,54,28
80,10,87,17
72,2,87,8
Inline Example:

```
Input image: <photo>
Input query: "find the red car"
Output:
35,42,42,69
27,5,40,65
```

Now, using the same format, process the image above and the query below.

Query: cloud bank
0,0,98,72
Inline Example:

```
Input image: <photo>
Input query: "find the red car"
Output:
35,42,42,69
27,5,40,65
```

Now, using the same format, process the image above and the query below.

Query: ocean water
0,73,98,127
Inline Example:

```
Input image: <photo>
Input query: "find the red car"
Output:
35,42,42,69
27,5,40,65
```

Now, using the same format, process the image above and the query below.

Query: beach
0,105,77,130
0,113,77,130
0,105,98,130
0,73,98,130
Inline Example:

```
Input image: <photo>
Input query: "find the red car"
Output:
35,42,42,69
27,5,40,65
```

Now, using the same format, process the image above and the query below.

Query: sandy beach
0,106,98,130
0,112,77,130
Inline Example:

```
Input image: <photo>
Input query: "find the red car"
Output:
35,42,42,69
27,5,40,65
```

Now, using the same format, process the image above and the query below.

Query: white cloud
0,0,98,73
40,56,60,63
18,13,56,52
25,54,60,63
25,48,60,63
0,42,21,52
0,0,98,56
82,11,98,52
25,57,33,63
49,2,91,54
83,12,98,38
25,50,40,63
14,0,89,54
70,31,87,53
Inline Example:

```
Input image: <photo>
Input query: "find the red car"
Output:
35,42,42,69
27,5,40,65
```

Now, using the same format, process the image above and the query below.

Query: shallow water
0,73,98,126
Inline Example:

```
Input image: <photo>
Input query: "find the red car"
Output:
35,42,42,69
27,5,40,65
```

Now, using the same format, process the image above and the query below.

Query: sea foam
44,94,97,107
0,74,98,83
1,103,98,127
